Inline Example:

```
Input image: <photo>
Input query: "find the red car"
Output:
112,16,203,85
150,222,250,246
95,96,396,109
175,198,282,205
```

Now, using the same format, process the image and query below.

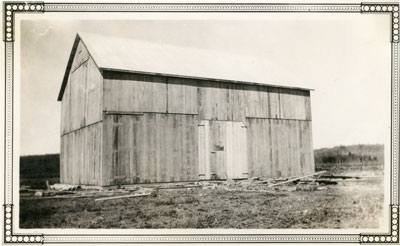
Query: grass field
20,178,383,229
19,144,385,229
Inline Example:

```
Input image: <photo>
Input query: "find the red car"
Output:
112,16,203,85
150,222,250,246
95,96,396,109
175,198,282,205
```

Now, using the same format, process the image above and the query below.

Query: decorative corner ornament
4,204,44,244
359,204,399,244
3,2,44,42
361,3,399,42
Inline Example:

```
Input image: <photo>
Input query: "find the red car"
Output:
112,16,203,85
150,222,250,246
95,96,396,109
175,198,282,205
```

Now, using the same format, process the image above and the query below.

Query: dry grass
20,177,384,229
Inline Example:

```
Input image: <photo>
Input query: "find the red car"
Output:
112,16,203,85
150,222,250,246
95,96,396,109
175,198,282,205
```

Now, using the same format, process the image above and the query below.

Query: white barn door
225,121,248,179
198,120,211,180
198,120,248,180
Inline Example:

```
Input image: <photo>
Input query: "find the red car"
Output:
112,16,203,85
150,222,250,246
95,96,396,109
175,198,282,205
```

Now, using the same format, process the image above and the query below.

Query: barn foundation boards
58,32,315,186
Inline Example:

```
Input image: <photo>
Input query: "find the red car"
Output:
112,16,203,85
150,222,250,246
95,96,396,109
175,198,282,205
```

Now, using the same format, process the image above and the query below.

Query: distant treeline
314,144,384,164
314,144,384,173
20,154,60,179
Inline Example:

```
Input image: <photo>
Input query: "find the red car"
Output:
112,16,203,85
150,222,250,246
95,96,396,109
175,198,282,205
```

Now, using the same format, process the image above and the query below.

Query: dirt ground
19,176,384,229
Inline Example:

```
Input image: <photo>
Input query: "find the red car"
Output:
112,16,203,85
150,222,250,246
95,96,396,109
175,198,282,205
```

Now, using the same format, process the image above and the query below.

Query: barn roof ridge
57,32,312,101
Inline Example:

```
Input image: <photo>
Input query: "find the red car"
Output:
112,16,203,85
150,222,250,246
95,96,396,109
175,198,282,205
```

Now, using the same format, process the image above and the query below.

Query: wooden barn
58,32,315,186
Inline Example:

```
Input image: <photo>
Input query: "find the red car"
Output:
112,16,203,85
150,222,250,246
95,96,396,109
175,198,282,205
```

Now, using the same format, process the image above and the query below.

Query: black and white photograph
2,0,399,244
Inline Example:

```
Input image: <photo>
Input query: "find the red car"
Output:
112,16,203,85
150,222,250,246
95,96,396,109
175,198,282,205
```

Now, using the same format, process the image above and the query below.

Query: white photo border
2,1,399,244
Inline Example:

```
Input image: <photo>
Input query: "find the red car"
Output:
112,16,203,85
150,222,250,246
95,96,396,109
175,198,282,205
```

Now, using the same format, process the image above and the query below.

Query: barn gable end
60,38,104,185
60,39,103,134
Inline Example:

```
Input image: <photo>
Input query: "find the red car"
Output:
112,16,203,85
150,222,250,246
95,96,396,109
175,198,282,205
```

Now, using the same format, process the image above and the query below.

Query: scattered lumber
31,190,77,197
156,185,201,190
255,178,278,184
255,180,270,184
268,171,327,187
319,175,360,180
21,194,96,200
80,185,104,191
34,191,43,197
222,188,278,194
95,192,151,202
49,183,81,191
316,179,338,185
307,172,325,186
255,176,299,184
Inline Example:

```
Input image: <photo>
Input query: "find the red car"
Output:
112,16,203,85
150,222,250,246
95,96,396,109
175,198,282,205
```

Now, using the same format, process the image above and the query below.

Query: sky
19,13,391,155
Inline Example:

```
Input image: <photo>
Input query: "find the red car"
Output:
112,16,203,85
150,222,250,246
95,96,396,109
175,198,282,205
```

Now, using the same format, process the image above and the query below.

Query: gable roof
58,32,312,101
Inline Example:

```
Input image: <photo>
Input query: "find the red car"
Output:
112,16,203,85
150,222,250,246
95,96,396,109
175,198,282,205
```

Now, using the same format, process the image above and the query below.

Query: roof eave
57,34,81,101
101,67,314,92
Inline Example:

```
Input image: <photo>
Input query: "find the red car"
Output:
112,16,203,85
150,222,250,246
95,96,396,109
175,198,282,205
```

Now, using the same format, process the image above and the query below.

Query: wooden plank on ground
268,171,327,187
95,192,151,202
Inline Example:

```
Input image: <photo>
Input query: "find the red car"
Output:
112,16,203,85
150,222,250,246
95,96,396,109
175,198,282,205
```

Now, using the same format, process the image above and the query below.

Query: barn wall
103,72,167,113
102,72,311,122
61,40,103,135
197,82,311,121
60,122,103,185
61,63,314,185
103,72,199,115
99,73,313,182
167,78,198,114
101,113,198,185
246,118,314,178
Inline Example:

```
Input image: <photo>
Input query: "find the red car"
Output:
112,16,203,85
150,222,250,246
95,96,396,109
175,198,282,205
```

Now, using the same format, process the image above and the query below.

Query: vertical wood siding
198,120,210,180
209,121,226,179
70,41,90,72
60,40,103,135
101,71,311,122
167,78,198,114
61,61,314,184
225,121,248,179
103,72,167,113
85,58,103,125
197,82,311,121
60,74,71,134
246,118,314,178
60,122,103,185
60,41,103,185
102,113,198,185
199,120,248,180
70,62,87,130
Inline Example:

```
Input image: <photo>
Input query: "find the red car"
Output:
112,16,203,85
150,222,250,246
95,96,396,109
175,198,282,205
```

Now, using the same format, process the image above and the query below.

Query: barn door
110,114,132,185
198,120,248,180
198,120,210,180
225,121,248,179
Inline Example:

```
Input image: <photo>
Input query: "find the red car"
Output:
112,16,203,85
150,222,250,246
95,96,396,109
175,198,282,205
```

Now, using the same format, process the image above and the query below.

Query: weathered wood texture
167,78,198,114
198,120,210,180
198,120,248,180
225,121,248,179
60,122,103,185
103,72,199,115
101,71,311,121
246,118,314,178
60,66,314,185
103,72,167,113
61,40,103,135
102,113,198,185
198,82,311,121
